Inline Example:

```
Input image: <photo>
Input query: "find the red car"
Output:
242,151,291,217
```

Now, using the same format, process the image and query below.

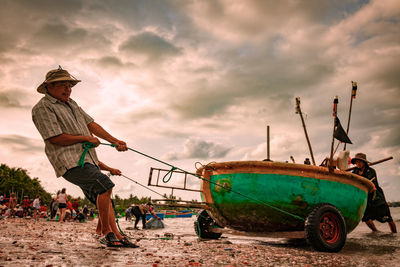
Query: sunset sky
0,0,399,201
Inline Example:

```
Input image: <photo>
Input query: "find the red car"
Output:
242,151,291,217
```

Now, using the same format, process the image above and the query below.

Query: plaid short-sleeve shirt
32,94,99,177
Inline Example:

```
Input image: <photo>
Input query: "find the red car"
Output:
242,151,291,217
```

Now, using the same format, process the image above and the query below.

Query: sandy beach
0,208,399,267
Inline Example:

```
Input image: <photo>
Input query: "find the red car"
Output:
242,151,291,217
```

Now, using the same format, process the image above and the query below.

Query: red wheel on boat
305,203,347,252
194,210,222,239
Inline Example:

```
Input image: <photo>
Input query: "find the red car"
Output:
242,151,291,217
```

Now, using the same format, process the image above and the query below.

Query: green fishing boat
194,161,374,252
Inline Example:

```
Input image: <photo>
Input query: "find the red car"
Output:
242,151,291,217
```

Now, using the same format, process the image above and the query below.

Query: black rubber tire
194,210,222,239
305,203,347,252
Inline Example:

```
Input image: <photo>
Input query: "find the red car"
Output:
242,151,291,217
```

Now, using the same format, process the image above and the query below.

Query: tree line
1,163,197,213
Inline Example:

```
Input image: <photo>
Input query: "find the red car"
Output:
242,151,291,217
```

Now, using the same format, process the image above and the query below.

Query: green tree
0,163,51,205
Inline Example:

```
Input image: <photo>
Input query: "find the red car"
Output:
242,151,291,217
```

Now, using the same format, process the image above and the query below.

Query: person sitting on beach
351,153,397,233
32,67,137,248
132,202,161,230
74,209,86,223
9,193,17,218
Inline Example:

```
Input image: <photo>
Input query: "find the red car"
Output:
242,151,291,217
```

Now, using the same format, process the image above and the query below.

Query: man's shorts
63,163,115,205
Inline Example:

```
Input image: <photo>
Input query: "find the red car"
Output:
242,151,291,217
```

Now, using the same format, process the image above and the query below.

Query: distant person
57,188,68,223
74,209,86,223
22,196,31,217
67,199,74,221
32,195,41,220
304,158,311,165
82,205,89,218
132,202,161,230
351,153,397,233
32,67,137,248
49,196,58,220
9,193,17,218
72,199,80,212
125,206,132,221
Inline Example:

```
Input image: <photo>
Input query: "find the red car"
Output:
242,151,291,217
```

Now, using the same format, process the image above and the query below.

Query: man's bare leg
388,221,397,233
107,201,124,240
96,219,102,235
97,189,113,235
365,219,378,232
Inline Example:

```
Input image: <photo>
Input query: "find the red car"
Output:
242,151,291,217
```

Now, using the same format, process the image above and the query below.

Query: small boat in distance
175,210,193,218
146,212,165,221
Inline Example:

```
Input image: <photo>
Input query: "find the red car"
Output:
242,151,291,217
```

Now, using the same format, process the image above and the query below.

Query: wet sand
0,208,399,266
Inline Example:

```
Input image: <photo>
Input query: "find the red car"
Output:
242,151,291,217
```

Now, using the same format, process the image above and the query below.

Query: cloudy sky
0,0,399,202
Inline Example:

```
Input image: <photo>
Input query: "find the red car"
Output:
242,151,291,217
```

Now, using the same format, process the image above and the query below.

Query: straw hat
351,153,369,165
37,66,81,94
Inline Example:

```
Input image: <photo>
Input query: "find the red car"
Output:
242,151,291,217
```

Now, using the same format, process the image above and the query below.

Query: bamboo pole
295,97,316,165
329,96,339,172
346,156,393,171
266,125,270,161
344,81,358,151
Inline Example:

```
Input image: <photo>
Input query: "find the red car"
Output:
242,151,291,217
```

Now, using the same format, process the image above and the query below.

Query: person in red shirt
72,199,80,212
21,196,31,217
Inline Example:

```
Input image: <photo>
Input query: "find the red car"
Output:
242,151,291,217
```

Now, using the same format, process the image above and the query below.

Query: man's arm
47,133,100,147
98,161,122,176
87,122,127,151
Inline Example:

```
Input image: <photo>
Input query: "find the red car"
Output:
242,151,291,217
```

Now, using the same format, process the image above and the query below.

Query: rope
119,174,168,199
79,142,305,221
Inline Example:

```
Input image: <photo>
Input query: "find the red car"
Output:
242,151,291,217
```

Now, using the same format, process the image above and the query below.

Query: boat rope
79,142,305,222
118,174,168,199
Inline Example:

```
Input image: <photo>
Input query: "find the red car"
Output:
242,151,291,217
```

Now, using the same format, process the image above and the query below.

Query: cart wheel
305,203,346,252
194,210,222,239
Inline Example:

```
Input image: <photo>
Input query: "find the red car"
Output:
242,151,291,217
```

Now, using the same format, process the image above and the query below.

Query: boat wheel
194,210,222,239
305,203,347,252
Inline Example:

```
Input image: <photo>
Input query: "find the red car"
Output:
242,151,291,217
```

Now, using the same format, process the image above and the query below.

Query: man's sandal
100,232,123,247
119,236,139,248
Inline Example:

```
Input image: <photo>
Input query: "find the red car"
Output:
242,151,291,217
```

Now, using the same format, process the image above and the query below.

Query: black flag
334,117,352,144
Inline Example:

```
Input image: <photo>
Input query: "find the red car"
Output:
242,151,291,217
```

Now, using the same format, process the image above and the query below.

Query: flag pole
295,97,316,165
329,96,339,172
343,81,357,151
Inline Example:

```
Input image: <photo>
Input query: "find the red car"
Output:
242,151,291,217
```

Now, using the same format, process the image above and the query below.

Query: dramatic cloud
0,0,399,201
119,32,182,63
0,135,43,153
165,138,232,160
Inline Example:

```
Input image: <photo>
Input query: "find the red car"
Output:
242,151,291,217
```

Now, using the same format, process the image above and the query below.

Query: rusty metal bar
152,203,209,209
148,167,201,192
150,184,201,192
152,199,206,204
148,167,154,186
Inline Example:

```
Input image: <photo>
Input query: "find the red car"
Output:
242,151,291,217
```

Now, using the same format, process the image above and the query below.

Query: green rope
162,167,177,183
79,142,305,222
79,142,95,168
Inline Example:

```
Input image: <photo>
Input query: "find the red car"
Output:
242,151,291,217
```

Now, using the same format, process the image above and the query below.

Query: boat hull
146,212,165,221
197,161,374,233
